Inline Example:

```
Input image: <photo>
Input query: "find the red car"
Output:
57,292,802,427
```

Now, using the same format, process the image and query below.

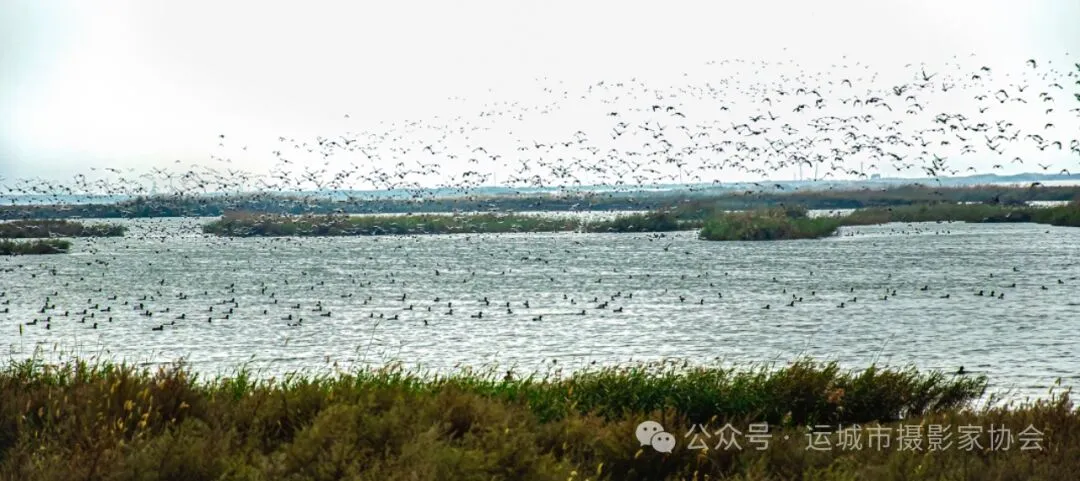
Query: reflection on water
2,216,1079,400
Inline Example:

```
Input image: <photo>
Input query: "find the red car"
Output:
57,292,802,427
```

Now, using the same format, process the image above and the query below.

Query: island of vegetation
0,239,71,255
0,357,1073,480
699,200,1080,241
204,200,1080,240
202,210,688,236
0,219,126,238
699,205,840,241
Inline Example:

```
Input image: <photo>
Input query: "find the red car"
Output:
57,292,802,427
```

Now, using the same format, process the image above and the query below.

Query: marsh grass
202,211,693,237
699,206,843,241
0,239,71,255
583,211,695,233
843,201,1080,227
206,202,1080,240
701,201,1080,241
0,219,125,238
4,356,1074,480
202,212,582,236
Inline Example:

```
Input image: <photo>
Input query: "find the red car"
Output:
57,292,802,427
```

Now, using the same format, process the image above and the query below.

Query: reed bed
2,357,1076,480
0,219,125,238
202,211,691,237
0,239,71,255
701,202,1080,241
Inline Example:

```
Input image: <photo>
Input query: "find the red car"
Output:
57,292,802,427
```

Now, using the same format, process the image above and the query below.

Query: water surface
1,216,1078,400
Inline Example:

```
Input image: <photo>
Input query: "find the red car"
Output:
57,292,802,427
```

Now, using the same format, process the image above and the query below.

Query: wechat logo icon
636,420,676,453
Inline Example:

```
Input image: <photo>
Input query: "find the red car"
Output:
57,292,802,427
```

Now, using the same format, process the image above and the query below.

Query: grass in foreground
3,357,1078,480
0,239,71,255
0,219,126,238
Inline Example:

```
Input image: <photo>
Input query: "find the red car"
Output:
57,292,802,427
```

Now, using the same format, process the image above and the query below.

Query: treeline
672,184,1080,221
0,192,683,220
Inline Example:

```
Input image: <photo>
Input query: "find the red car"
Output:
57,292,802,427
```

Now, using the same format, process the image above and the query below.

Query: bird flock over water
0,55,1079,376
1,56,1078,203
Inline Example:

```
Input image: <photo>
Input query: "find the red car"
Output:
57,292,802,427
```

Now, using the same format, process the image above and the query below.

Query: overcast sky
1,0,1078,189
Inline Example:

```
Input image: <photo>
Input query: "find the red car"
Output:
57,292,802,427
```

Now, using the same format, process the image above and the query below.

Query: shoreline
197,202,1080,238
4,183,1079,220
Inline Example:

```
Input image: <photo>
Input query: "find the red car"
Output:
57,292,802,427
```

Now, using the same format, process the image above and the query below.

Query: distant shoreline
3,183,1079,220
0,219,126,238
198,201,1080,238
699,202,1080,241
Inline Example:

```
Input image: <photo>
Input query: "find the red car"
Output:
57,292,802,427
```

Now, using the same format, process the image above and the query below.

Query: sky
1,0,1078,191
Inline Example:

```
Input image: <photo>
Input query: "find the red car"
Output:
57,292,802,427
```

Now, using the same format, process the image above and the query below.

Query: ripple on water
1,217,1079,400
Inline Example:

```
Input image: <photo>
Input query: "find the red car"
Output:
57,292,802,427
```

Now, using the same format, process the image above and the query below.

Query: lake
2,216,1078,400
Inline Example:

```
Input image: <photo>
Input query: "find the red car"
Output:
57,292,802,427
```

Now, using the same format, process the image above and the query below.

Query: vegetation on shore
0,219,125,238
667,183,1080,221
204,200,1080,239
4,183,1080,220
699,206,843,241
0,239,72,255
700,201,1080,241
843,202,1080,227
202,211,690,237
6,357,1076,480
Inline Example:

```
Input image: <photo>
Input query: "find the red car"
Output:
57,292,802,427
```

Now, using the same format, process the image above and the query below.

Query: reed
699,206,843,241
701,202,1080,241
10,357,1069,480
0,239,71,255
202,211,695,237
0,219,125,238
844,202,1080,227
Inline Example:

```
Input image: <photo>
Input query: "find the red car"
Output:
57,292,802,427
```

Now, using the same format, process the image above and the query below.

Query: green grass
202,211,694,237
9,357,1077,480
0,239,71,255
0,219,126,238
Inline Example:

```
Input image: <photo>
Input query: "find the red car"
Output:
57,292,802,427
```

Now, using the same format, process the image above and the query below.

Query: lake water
2,216,1079,400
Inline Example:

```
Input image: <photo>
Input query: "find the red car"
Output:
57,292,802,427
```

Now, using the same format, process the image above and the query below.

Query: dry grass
0,357,1075,480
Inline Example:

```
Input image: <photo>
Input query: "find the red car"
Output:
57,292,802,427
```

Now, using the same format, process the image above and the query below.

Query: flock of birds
1,56,1078,206
0,55,1078,378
